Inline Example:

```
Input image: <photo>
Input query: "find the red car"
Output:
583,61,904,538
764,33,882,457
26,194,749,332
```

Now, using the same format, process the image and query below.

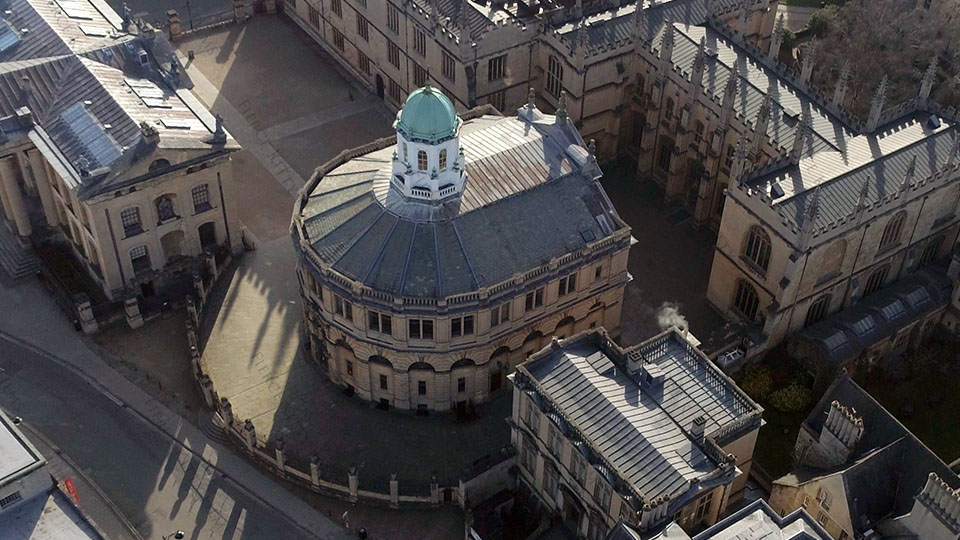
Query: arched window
439,149,447,170
665,98,675,119
129,245,151,274
879,211,907,251
417,150,428,171
862,265,890,297
119,206,142,237
733,280,760,321
920,235,944,266
403,142,408,161
804,295,831,327
819,239,846,282
743,226,772,272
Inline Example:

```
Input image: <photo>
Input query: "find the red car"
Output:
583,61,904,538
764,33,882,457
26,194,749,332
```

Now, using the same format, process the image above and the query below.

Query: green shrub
769,382,813,413
739,364,773,401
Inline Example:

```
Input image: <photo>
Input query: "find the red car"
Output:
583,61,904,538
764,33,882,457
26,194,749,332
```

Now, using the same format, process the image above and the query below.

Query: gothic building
291,86,632,412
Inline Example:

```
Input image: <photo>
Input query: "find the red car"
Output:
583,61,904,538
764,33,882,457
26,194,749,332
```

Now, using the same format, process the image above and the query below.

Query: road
0,334,316,540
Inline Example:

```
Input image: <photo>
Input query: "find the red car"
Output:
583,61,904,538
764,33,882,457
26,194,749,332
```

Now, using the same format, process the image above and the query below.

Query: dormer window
138,50,149,66
417,150,427,171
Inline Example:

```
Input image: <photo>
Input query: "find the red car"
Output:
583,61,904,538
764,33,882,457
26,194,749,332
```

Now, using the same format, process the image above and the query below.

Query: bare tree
804,0,960,119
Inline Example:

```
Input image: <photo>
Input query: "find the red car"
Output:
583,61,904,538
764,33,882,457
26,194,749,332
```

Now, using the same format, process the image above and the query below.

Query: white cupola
391,83,466,201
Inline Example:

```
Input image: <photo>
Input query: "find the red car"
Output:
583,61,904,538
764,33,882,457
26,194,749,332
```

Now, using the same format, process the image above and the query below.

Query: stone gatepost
220,397,233,427
189,345,201,376
193,273,206,304
233,0,247,23
347,467,358,502
389,473,399,508
74,293,99,334
430,475,439,507
205,251,218,280
309,456,320,487
243,419,256,452
199,374,214,407
124,297,144,329
167,10,182,40
186,295,198,326
274,437,285,472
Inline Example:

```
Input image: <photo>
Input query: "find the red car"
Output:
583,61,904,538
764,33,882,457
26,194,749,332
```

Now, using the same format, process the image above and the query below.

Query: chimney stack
691,415,707,444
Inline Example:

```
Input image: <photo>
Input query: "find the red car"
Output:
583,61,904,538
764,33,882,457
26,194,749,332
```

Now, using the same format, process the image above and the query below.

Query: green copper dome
395,84,460,144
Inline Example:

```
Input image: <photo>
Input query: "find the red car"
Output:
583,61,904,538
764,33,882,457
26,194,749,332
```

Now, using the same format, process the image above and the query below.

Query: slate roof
0,0,236,199
798,269,952,363
781,371,960,534
409,0,501,42
517,329,761,504
300,111,628,298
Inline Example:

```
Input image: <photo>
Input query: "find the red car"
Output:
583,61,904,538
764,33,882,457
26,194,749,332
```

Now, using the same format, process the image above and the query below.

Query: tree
804,0,960,119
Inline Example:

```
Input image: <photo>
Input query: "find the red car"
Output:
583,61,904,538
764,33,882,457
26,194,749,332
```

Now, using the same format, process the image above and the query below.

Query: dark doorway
198,221,218,250
377,398,390,411
375,74,385,99
489,371,502,392
140,280,155,297
443,489,453,503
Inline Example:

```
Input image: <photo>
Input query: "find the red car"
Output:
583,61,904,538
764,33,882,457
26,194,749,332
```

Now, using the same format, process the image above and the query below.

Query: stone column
430,475,440,507
74,293,99,334
25,150,57,227
348,467,359,502
274,438,285,471
167,10,182,41
199,374,215,407
243,419,256,451
124,297,144,329
0,156,31,237
309,456,321,487
220,398,234,427
389,473,399,508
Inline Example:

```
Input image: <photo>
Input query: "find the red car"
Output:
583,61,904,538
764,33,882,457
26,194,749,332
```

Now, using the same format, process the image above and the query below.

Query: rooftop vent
705,48,718,58
639,363,664,393
927,115,941,129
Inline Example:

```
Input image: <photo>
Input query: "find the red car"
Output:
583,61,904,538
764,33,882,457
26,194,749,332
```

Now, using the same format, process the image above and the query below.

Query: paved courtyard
175,12,728,531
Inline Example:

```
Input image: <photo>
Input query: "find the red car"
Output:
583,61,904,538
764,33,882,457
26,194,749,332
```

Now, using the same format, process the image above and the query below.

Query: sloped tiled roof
519,329,762,504
0,0,236,199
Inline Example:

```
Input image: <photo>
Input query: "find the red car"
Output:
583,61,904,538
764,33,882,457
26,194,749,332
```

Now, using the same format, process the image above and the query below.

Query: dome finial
423,81,433,92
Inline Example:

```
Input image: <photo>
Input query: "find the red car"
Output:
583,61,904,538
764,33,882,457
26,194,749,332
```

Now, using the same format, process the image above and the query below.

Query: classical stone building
509,327,763,538
291,85,632,412
0,0,241,299
279,0,771,158
283,0,960,361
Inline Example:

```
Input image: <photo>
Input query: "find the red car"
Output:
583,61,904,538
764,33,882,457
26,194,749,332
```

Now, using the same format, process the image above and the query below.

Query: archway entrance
375,74,385,99
198,221,218,250
160,230,185,262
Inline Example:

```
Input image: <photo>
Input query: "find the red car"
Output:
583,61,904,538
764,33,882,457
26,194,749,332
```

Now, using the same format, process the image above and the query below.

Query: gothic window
862,265,890,297
413,27,427,57
358,51,371,74
920,235,944,266
330,0,341,18
804,295,831,327
593,477,612,511
694,121,705,146
733,280,760,321
417,150,428,171
665,97,674,119
387,4,399,33
439,149,447,170
413,64,427,87
442,51,456,82
120,207,142,237
743,226,772,272
356,14,369,42
725,144,735,169
488,54,506,81
388,40,400,68
489,90,505,112
332,28,344,52
879,211,908,251
191,184,211,213
657,138,674,171
546,55,563,98
309,5,320,28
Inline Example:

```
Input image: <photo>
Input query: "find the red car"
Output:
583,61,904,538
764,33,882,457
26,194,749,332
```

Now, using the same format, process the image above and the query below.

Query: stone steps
198,411,232,445
0,225,39,280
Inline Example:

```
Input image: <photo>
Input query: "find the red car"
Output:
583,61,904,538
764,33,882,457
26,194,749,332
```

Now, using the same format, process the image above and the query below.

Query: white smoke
655,302,688,332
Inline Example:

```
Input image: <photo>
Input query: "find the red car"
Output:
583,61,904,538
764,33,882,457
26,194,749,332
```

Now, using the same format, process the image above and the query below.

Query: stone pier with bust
291,85,633,412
